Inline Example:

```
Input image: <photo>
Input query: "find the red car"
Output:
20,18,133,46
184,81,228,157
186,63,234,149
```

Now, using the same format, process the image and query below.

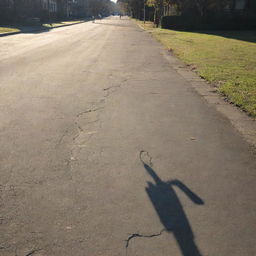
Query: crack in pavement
76,107,104,118
139,150,153,167
104,88,120,98
103,85,121,91
103,78,129,98
0,244,9,250
77,125,84,132
125,229,166,248
25,249,42,256
85,119,100,125
55,128,71,148
124,151,163,253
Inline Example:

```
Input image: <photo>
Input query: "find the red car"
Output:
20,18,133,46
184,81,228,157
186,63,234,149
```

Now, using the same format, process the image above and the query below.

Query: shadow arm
167,179,204,205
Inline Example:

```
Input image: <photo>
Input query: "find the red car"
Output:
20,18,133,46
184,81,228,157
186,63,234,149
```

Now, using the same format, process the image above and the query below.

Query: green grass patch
0,27,20,34
136,20,256,117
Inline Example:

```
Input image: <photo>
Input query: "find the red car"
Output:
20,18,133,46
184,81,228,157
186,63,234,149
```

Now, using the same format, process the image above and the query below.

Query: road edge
0,20,89,38
136,22,256,150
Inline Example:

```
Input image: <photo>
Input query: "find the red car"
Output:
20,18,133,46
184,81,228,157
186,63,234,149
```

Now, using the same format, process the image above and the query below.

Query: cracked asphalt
0,17,256,256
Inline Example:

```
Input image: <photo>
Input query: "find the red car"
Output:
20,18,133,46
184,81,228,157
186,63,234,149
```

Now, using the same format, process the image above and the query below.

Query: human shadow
141,156,204,256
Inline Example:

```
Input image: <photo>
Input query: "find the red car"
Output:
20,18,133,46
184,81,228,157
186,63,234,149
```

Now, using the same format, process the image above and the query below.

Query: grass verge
136,20,256,117
0,20,85,35
0,27,20,34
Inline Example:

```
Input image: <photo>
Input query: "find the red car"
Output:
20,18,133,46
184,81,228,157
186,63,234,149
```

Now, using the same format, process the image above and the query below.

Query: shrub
161,15,256,31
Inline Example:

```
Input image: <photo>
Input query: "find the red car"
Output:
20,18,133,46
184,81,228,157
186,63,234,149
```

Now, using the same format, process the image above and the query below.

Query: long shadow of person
140,151,204,256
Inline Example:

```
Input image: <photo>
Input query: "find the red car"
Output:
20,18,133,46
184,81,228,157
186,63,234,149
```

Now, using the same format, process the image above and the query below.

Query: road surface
0,17,256,256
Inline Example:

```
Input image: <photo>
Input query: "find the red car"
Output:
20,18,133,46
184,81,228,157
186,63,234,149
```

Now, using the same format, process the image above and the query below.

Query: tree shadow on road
140,152,204,256
19,25,50,34
4,20,89,35
92,22,132,28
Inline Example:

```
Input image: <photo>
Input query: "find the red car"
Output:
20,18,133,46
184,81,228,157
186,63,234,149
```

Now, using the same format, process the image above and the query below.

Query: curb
162,48,256,149
0,31,21,37
0,20,89,38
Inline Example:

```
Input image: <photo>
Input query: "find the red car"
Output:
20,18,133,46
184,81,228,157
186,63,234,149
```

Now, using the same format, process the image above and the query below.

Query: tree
117,0,144,19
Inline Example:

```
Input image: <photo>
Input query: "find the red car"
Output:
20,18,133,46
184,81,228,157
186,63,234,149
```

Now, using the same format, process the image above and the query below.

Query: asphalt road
0,17,256,256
